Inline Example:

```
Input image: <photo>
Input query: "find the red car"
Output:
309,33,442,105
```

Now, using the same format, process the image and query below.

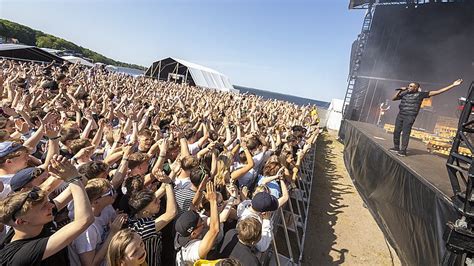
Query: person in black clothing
219,217,262,266
0,155,93,266
390,79,463,156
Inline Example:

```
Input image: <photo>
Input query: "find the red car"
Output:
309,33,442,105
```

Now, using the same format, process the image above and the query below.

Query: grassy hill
0,19,145,70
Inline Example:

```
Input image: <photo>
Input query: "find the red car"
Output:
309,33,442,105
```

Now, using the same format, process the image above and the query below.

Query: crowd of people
0,59,319,266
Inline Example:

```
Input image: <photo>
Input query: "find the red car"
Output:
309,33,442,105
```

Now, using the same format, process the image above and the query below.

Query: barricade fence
262,135,318,265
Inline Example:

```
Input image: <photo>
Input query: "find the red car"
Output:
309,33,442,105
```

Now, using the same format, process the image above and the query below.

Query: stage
342,120,459,265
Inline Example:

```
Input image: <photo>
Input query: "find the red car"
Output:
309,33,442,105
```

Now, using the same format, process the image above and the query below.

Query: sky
0,0,365,102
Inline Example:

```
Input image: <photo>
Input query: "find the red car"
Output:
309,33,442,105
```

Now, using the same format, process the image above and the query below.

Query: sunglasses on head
11,187,41,221
99,187,116,199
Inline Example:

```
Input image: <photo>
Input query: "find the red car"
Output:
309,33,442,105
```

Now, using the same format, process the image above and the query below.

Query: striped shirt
174,182,196,217
129,217,162,266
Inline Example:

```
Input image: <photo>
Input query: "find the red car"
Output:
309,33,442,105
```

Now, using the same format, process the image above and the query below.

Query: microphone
396,87,408,91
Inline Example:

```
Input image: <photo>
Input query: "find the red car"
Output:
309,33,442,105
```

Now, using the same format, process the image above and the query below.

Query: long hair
214,153,232,187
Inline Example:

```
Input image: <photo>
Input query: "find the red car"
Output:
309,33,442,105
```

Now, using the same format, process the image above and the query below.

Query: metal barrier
263,138,318,265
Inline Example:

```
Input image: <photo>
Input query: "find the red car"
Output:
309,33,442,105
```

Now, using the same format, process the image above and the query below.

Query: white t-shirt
176,239,201,266
237,200,273,253
188,142,200,156
69,207,115,266
0,174,14,200
68,201,116,222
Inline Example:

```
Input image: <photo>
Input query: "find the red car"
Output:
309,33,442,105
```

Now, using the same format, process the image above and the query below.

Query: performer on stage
377,100,390,127
390,79,463,156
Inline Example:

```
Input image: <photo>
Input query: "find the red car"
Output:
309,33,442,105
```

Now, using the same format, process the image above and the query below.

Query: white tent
145,57,236,92
61,55,94,67
325,99,344,131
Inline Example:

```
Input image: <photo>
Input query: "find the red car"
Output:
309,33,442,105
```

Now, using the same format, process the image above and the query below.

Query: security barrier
262,138,318,265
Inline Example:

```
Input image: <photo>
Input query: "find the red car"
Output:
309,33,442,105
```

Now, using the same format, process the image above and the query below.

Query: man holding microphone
390,79,463,156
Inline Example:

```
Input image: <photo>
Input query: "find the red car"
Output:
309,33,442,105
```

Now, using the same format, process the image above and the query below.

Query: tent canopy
145,57,235,92
61,55,94,67
0,44,64,63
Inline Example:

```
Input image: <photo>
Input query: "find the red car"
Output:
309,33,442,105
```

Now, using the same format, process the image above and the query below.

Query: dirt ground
302,131,401,266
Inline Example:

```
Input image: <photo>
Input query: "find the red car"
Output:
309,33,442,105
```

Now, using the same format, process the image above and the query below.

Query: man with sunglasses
69,178,126,266
0,119,61,199
0,155,94,265
390,79,463,156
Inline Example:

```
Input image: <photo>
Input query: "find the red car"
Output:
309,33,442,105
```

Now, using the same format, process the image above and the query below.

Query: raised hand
74,145,95,159
453,79,463,86
110,213,127,234
158,138,169,155
122,143,133,157
205,181,217,202
226,183,238,198
43,123,61,139
48,154,80,180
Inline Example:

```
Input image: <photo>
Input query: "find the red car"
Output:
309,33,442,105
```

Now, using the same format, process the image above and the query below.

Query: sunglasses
32,168,45,179
98,187,116,199
11,187,41,221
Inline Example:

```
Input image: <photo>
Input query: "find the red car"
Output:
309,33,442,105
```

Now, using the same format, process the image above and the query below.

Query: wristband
67,176,83,184
46,135,60,140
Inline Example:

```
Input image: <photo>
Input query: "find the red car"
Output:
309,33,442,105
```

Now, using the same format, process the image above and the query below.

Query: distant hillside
234,85,330,109
0,19,145,70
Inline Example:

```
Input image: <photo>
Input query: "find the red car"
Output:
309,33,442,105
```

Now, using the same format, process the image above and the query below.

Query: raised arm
429,79,463,97
154,183,177,231
198,182,220,259
230,144,254,181
43,155,94,260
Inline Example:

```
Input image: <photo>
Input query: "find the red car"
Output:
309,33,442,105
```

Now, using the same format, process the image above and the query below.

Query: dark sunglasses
11,187,41,221
32,168,45,179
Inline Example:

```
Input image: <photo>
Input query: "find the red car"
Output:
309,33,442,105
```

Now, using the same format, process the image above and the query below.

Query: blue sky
0,0,365,102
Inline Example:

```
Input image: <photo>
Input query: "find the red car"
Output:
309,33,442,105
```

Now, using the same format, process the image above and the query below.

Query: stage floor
349,121,453,198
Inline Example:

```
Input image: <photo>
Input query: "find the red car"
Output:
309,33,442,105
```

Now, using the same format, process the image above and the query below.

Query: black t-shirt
219,229,261,266
0,227,69,266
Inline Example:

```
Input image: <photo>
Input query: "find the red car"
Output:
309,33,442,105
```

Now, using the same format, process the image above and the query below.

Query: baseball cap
0,142,23,158
175,210,201,248
10,167,43,192
252,192,279,213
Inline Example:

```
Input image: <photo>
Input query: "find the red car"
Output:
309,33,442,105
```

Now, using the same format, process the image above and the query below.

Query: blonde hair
128,152,150,170
214,153,232,187
237,217,262,246
181,155,199,171
0,188,46,224
69,138,92,155
107,229,143,266
85,178,111,201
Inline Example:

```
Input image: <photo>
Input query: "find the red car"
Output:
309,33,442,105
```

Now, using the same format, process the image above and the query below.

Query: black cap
10,167,40,192
252,192,279,213
174,211,200,248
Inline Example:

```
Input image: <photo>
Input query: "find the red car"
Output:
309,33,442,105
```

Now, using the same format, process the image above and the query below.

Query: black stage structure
343,121,459,265
342,1,474,129
341,1,474,265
